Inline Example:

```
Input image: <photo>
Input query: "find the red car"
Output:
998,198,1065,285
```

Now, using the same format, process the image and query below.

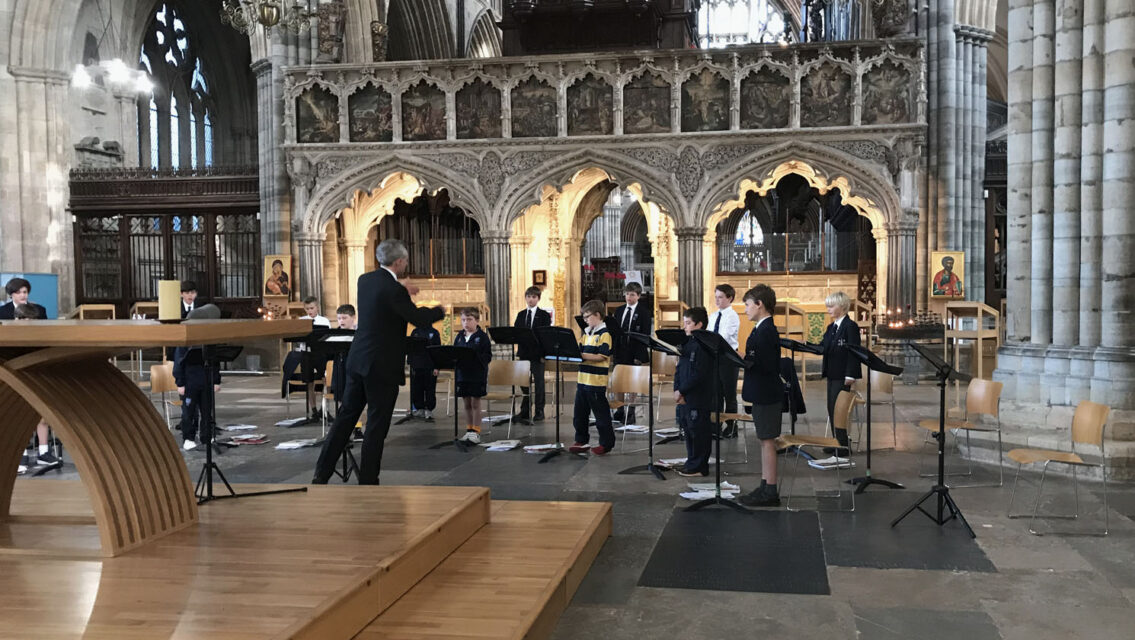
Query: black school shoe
738,484,780,507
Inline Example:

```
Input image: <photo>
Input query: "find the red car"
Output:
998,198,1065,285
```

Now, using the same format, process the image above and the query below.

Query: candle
158,280,181,321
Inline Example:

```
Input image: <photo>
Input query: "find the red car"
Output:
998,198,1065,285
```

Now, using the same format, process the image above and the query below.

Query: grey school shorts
749,401,783,440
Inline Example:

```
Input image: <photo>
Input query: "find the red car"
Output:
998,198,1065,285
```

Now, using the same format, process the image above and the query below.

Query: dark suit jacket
180,300,208,319
172,346,221,388
0,301,45,320
674,337,715,410
407,326,441,371
346,268,445,386
819,317,862,381
742,317,782,406
513,307,551,360
611,303,652,364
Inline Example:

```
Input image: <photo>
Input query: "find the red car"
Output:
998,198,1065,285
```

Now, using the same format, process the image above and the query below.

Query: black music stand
845,344,904,494
488,325,538,427
282,325,332,426
653,329,690,445
618,332,680,481
892,343,976,537
778,338,823,461
426,345,480,452
310,330,358,480
685,330,749,514
395,335,431,426
533,325,584,463
196,344,308,504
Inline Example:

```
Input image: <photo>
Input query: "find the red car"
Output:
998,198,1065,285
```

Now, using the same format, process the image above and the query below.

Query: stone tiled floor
21,370,1135,640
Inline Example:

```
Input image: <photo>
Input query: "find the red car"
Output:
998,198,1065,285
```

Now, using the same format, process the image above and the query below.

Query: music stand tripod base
851,474,904,494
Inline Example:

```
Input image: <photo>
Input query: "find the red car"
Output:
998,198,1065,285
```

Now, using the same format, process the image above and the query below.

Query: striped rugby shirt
577,323,613,388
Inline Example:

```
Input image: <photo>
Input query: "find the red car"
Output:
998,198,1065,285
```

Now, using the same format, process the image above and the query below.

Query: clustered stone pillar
997,0,1134,477
296,231,326,307
675,227,705,309
954,25,993,304
482,231,512,328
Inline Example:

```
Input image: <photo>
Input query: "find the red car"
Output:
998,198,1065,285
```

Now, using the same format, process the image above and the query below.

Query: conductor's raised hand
403,282,421,296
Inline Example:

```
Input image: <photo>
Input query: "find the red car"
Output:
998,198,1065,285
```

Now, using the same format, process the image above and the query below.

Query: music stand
395,335,431,426
685,330,749,514
197,344,308,504
532,325,584,463
310,330,358,480
426,345,481,452
618,332,680,480
844,344,904,494
488,325,539,427
891,343,976,537
777,338,823,461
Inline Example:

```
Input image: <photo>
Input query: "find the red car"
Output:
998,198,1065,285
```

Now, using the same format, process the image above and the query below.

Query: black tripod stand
778,338,825,461
533,325,586,463
891,343,975,537
618,333,680,481
426,345,480,452
845,344,905,494
195,345,308,504
685,330,749,514
487,325,538,428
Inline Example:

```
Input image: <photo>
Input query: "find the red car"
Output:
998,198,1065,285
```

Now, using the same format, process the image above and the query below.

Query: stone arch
955,0,999,32
387,0,455,61
466,9,502,58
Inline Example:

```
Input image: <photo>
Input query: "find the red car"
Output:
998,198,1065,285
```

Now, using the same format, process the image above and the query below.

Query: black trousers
409,368,437,411
315,368,399,485
180,382,214,444
572,384,614,449
679,405,712,473
826,377,851,447
716,363,740,414
518,358,546,417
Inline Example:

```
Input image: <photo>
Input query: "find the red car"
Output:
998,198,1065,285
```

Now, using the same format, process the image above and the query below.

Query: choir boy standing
818,291,861,454
173,341,222,452
513,286,551,421
708,284,741,438
673,307,714,477
408,323,441,420
738,284,784,506
454,308,491,444
611,282,652,424
570,299,615,455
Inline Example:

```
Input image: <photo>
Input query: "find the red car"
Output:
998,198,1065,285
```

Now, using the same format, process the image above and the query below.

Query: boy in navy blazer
739,284,784,507
818,291,861,454
513,286,551,421
408,323,441,420
611,282,652,424
454,307,492,444
673,307,714,477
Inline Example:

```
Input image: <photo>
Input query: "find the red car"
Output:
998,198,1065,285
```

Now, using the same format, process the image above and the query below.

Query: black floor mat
638,509,829,595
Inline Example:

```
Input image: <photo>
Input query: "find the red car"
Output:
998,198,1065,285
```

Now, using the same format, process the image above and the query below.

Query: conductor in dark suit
313,239,445,485
513,286,551,421
611,282,652,424
817,291,861,453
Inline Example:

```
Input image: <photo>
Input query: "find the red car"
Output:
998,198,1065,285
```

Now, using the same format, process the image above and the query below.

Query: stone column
1050,0,1083,346
341,239,368,306
296,231,326,304
1078,0,1105,348
253,58,290,256
1006,0,1034,341
482,230,512,328
1029,0,1056,345
954,25,994,304
675,227,705,307
510,234,532,314
885,217,917,312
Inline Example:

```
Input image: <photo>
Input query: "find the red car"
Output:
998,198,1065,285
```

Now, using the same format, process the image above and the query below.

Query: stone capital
674,226,707,241
8,66,69,85
295,231,327,245
954,24,995,44
480,229,512,243
250,58,273,77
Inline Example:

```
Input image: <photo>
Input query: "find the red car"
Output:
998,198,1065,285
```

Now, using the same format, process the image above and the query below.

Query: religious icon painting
930,251,965,298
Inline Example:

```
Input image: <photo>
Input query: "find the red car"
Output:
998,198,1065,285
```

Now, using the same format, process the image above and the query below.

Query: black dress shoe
533,412,545,421
311,476,329,485
739,487,780,507
822,447,851,456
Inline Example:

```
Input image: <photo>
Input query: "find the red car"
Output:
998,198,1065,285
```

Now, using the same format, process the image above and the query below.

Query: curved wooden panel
0,350,197,556
0,380,41,519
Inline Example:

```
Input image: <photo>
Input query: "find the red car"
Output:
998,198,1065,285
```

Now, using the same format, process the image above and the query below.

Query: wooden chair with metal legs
483,359,531,438
437,370,454,416
917,378,1004,487
853,370,899,452
320,360,335,438
776,389,856,512
149,361,182,430
1007,400,1111,536
650,351,678,414
608,364,651,450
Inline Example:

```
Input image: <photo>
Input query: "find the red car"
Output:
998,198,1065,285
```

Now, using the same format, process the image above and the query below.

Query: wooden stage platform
0,481,611,639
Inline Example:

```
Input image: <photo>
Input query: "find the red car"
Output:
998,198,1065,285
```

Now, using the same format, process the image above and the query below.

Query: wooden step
356,500,612,640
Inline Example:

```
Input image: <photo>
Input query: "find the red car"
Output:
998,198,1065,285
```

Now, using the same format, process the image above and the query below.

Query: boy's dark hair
524,286,542,298
336,304,356,316
5,277,30,296
302,296,318,306
684,306,709,328
715,284,736,301
180,280,197,293
14,303,43,320
461,306,480,320
581,299,605,317
743,284,777,313
623,282,643,295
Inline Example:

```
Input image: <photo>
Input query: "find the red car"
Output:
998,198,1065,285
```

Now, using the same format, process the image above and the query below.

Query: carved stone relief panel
567,73,614,136
510,77,557,138
348,83,393,142
623,72,671,134
456,78,502,140
740,68,790,129
800,63,852,127
296,85,340,143
861,60,911,125
681,69,729,132
401,80,446,142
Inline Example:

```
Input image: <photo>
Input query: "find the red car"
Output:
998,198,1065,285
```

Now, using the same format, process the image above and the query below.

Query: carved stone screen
740,68,790,129
623,72,671,134
456,78,502,139
861,61,911,125
348,83,394,142
800,64,852,127
567,74,614,136
401,80,447,142
681,69,729,132
296,86,340,143
511,77,557,138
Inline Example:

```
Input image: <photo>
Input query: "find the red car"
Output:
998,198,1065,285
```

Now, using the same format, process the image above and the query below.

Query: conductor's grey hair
376,239,408,266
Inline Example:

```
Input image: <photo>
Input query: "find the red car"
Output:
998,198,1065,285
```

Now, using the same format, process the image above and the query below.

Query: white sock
38,444,49,455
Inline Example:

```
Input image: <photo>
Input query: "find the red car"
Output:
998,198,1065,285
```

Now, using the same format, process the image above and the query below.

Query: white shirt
754,315,771,331
294,314,331,351
381,265,399,281
708,306,740,350
525,305,538,327
833,315,845,331
183,302,194,314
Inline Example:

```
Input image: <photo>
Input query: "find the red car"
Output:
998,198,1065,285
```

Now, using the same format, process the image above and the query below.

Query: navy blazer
612,303,652,364
674,337,716,410
346,268,445,385
408,326,441,371
454,328,492,383
819,317,862,381
513,307,551,360
0,301,45,320
172,346,221,388
742,317,782,406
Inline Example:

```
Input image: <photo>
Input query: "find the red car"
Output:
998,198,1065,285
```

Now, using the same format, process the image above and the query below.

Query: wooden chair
607,364,651,449
320,360,335,437
775,389,856,512
651,350,678,414
437,370,455,416
1007,401,1111,536
917,378,1004,486
853,371,898,452
483,359,531,438
282,357,322,418
149,362,182,430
